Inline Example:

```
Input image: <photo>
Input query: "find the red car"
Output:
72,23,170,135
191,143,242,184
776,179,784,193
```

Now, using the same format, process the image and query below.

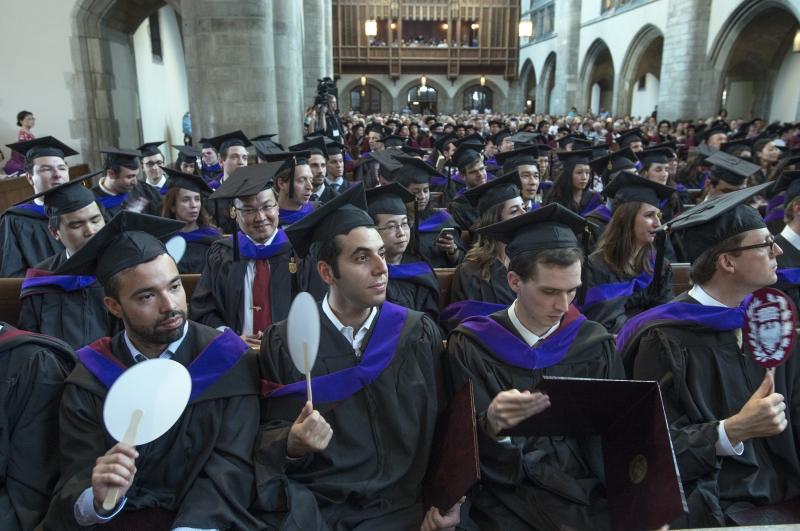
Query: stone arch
615,24,664,117
395,78,451,114
706,0,800,120
339,78,394,114
452,78,507,113
538,52,556,114
578,39,615,115
70,0,168,168
519,59,537,112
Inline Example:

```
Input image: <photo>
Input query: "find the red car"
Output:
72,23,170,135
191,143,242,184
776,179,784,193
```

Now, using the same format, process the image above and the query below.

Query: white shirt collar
98,178,118,196
312,183,325,196
688,284,729,308
781,225,800,251
325,175,344,187
322,294,378,354
124,321,189,364
243,230,277,247
146,174,166,188
507,299,559,347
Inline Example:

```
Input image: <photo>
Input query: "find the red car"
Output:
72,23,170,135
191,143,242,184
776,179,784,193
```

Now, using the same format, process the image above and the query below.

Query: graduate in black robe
0,136,78,276
447,205,621,530
366,183,440,323
771,170,800,308
190,165,296,348
204,131,254,234
92,147,162,217
447,141,488,233
543,150,602,216
43,211,263,530
618,183,800,528
254,184,459,530
0,323,75,531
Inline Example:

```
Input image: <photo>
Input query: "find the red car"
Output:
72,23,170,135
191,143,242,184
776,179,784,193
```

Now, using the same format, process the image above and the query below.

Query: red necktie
252,259,272,333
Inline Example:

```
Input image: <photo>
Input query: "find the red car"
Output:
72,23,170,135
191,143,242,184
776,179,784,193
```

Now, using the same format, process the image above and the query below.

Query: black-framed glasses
235,203,278,217
719,236,776,255
377,221,410,234
144,160,164,168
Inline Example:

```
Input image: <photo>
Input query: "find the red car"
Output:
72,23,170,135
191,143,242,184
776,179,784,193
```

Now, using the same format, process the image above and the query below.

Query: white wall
769,48,800,122
630,73,660,119
0,0,81,165
132,6,189,163
590,83,601,114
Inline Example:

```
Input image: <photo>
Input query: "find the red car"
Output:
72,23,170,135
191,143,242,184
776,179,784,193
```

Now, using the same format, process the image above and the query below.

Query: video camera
315,77,338,105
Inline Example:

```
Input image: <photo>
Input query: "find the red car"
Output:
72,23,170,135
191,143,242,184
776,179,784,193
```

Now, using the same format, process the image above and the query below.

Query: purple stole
418,210,455,233
279,202,314,226
615,295,752,353
579,193,602,217
21,268,96,293
441,300,509,327
586,204,611,222
262,302,408,403
207,180,221,190
764,207,785,224
387,261,434,280
76,329,249,402
777,268,800,284
459,305,586,370
179,226,222,243
14,203,47,217
233,230,290,260
96,192,128,210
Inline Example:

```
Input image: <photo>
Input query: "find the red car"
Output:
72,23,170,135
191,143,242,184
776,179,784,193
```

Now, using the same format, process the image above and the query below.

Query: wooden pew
671,262,691,295
434,268,456,308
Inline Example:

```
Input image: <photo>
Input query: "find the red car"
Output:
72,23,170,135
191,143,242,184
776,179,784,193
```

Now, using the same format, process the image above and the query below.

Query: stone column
303,0,327,108
323,0,334,77
182,0,278,141
658,0,712,120
550,0,581,115
273,1,305,146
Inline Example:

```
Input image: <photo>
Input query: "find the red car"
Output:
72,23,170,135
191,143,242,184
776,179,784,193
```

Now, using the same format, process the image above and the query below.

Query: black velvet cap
495,145,540,174
54,211,184,285
7,136,78,161
492,129,511,146
557,134,593,150
616,128,644,148
453,133,485,148
366,123,389,138
369,149,404,179
206,130,252,152
307,135,345,156
771,170,800,207
506,132,538,146
638,147,672,166
707,151,762,185
698,124,728,144
174,145,201,163
251,133,280,143
604,171,675,207
208,163,278,199
163,167,214,195
138,141,165,158
392,155,445,186
16,170,102,217
433,132,458,152
382,135,406,148
285,182,373,258
290,136,327,157
662,182,771,262
100,147,140,169
590,147,638,181
400,145,427,157
463,173,521,215
452,143,484,170
556,149,594,167
366,182,415,217
476,203,595,260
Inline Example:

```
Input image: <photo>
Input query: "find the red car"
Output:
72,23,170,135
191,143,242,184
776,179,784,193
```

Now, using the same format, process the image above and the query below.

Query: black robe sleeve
189,242,243,332
0,212,63,278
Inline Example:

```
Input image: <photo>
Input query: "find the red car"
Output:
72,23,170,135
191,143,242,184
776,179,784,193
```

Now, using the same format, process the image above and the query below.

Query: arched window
406,85,437,114
350,84,382,114
462,86,493,112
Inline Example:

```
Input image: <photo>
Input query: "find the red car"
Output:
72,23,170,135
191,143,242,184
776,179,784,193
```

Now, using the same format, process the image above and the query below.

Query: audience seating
671,262,691,295
434,268,456,308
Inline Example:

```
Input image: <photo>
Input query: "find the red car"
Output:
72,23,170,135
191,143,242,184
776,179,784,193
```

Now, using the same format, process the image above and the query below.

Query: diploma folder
501,376,688,531
424,380,480,513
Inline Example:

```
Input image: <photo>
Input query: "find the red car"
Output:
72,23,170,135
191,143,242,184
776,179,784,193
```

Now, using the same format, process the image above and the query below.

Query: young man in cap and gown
92,147,162,217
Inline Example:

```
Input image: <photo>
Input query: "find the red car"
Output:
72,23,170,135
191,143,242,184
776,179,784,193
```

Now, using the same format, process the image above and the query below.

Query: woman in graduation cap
160,167,223,273
543,149,602,216
583,172,674,333
752,134,782,184
445,174,526,330
173,145,201,176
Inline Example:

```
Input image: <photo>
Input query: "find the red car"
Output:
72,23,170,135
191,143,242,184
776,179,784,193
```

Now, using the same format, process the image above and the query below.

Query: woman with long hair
4,110,35,175
583,172,674,333
752,135,782,184
161,168,222,273
543,149,602,215
173,145,201,175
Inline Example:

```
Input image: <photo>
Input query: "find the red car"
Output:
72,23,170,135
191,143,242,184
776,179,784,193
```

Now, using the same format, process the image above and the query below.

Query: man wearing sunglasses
618,183,800,528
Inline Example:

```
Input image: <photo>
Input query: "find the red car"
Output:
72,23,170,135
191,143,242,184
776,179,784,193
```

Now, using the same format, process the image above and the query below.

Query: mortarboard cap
163,167,214,195
289,137,327,157
771,170,800,207
100,147,141,169
556,149,594,168
707,150,762,186
209,163,278,200
698,124,728,144
382,134,406,148
138,141,165,158
616,128,644,148
7,136,78,162
366,182,414,217
251,133,280,143
366,123,389,139
206,130,252,153
492,129,512,146
557,134,593,150
54,211,185,285
433,132,458,152
590,147,638,181
604,171,675,207
720,138,754,158
284,183,373,258
452,143,484,170
392,155,445,187
463,173,521,215
476,203,596,260
453,133,484,148
309,135,345,156
174,145,201,163
662,182,771,262
400,145,427,157
368,149,404,180
15,170,103,218
506,132,538,146
495,145,540,174
638,147,673,167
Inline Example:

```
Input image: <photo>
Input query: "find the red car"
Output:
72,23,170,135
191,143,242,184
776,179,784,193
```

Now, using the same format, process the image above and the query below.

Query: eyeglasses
377,221,410,234
719,236,777,255
236,203,278,218
144,160,164,168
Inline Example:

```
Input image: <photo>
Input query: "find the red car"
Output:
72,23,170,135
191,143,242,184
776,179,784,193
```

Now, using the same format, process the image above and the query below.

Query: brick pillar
550,0,581,115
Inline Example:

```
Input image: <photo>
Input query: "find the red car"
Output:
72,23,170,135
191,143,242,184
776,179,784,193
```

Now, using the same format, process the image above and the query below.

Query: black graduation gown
773,233,800,309
416,208,466,268
41,321,264,530
626,293,800,528
447,309,622,531
91,181,162,218
450,258,515,306
0,324,74,531
253,304,445,530
189,238,294,334
206,196,238,235
583,254,673,334
448,195,478,233
386,255,440,324
0,204,64,277
18,252,113,349
176,230,224,274
312,183,338,204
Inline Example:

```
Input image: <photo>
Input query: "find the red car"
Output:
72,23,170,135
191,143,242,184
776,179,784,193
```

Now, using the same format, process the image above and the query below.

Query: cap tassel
287,157,297,200
577,225,591,306
289,255,297,274
230,205,240,261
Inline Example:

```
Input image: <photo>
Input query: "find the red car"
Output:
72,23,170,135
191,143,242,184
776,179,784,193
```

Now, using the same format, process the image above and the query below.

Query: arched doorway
616,25,663,118
580,39,615,115
407,85,438,114
462,85,493,112
350,84,383,114
539,53,556,114
709,1,800,120
520,59,537,112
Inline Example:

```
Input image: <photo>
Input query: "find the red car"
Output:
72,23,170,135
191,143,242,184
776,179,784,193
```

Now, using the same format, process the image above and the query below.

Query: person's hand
725,369,787,445
436,233,457,257
486,389,551,437
287,401,333,458
91,443,138,515
420,497,464,531
240,331,263,349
